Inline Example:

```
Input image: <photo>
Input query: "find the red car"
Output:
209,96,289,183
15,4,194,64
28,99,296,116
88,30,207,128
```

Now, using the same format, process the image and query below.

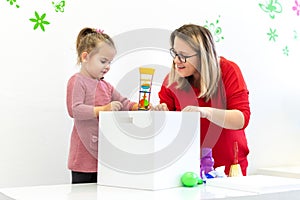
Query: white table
0,184,255,200
1,175,300,200
257,166,300,179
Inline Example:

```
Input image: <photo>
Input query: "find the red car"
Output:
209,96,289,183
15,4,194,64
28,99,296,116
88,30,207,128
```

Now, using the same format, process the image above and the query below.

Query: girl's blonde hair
76,27,116,65
168,24,220,102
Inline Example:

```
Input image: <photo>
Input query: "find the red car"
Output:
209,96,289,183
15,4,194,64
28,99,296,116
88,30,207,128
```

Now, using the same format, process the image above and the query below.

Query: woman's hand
182,106,210,119
182,106,244,130
152,103,169,111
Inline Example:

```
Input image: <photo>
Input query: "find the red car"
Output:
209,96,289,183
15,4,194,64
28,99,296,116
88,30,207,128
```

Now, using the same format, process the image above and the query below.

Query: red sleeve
220,57,251,129
158,75,176,111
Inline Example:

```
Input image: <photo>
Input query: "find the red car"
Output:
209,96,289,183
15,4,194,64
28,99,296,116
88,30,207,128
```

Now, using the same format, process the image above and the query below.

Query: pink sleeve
66,76,75,118
67,75,95,120
111,86,136,111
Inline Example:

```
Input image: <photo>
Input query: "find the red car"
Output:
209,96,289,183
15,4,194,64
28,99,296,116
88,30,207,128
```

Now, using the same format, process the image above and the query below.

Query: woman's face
172,36,199,78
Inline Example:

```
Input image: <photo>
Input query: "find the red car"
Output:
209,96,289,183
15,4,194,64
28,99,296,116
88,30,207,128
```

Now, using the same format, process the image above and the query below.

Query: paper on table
206,175,300,194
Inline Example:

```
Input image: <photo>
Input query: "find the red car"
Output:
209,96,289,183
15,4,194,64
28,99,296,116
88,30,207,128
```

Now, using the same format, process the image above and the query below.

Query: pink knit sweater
66,73,135,172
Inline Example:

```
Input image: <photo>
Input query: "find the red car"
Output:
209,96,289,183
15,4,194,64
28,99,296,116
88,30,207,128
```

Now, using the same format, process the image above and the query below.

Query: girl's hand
109,101,123,111
94,101,123,117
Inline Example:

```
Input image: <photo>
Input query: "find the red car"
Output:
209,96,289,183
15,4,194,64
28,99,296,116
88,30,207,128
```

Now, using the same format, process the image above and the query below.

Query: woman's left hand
182,106,210,119
151,103,169,111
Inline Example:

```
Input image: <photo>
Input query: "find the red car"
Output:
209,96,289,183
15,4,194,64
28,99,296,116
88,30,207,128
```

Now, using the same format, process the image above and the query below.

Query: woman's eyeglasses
169,48,198,63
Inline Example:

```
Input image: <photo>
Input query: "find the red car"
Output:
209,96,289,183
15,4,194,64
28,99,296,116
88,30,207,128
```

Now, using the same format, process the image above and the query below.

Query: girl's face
172,36,199,78
81,43,116,80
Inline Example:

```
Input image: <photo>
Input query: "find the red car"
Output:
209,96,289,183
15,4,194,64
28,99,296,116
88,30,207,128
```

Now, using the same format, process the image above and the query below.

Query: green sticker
204,15,224,43
29,11,51,32
6,0,20,8
267,28,278,42
259,0,282,19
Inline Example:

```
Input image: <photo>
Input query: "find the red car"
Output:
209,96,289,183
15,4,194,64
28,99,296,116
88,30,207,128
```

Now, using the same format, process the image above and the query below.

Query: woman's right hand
152,103,169,111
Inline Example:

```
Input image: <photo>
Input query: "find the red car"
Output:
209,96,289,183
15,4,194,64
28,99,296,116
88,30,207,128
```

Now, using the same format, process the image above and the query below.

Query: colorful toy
180,172,204,187
229,141,243,177
200,147,215,178
138,67,155,110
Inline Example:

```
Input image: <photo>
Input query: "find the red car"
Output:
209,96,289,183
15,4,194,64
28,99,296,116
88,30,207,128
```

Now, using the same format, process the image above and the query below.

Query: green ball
181,172,199,187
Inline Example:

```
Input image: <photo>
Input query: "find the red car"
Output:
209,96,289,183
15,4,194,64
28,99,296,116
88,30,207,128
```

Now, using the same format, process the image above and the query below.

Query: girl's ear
81,52,88,62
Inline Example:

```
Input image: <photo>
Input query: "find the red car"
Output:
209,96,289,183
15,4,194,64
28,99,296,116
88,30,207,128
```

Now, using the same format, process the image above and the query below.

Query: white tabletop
1,175,300,200
256,165,300,179
0,184,254,200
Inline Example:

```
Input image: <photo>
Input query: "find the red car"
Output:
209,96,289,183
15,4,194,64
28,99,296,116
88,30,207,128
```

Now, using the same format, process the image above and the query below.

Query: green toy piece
181,172,204,187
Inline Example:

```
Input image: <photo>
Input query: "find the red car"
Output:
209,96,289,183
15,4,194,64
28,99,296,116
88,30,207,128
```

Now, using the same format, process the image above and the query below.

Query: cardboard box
98,111,200,190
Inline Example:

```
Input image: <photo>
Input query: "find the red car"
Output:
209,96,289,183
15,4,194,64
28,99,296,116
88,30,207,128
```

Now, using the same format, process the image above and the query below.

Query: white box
97,111,200,190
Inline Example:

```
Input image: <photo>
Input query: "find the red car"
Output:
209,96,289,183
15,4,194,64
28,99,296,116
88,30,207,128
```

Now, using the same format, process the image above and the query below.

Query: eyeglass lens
170,48,186,63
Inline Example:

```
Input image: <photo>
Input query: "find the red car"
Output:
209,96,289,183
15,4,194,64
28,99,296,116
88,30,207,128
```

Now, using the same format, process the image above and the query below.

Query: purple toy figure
200,147,214,179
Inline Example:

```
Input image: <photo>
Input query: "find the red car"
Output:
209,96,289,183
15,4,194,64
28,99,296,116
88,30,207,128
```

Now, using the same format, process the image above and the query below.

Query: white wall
0,0,300,187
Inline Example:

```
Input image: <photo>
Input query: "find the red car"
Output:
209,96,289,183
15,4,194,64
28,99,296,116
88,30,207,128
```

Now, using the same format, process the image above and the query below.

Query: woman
153,24,251,175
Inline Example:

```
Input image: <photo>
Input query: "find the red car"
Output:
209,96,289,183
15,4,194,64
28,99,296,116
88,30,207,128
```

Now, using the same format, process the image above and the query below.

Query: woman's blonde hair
168,24,220,102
